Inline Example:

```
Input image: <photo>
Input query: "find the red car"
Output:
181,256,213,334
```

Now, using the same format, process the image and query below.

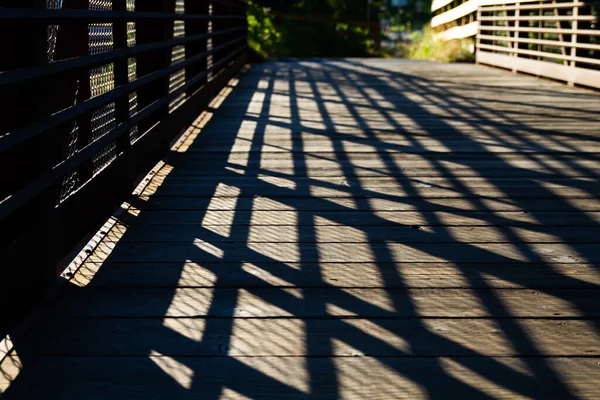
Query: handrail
431,0,480,40
0,27,245,88
0,36,246,154
0,0,248,339
0,8,245,22
431,0,600,42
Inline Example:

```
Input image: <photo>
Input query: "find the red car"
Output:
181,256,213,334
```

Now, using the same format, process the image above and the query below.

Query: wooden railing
431,0,480,40
431,0,599,88
477,0,600,89
0,0,248,337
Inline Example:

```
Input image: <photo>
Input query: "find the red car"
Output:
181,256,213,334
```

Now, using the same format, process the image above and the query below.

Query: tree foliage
248,1,281,58
248,0,387,58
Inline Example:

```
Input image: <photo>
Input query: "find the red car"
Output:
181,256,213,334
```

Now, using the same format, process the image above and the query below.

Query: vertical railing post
0,0,54,336
569,4,578,86
113,0,130,148
113,0,136,192
45,0,95,280
553,0,569,65
537,5,543,60
476,6,482,64
55,0,94,194
207,1,214,82
513,0,520,69
212,0,224,76
186,0,210,96
373,21,382,51
136,0,175,137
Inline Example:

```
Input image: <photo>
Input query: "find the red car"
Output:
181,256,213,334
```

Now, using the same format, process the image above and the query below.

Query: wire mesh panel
170,0,187,111
89,0,117,176
127,0,139,141
208,2,214,82
47,0,82,200
47,0,62,62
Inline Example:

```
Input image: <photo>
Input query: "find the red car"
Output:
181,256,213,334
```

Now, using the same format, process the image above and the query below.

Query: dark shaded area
249,0,390,58
0,0,247,340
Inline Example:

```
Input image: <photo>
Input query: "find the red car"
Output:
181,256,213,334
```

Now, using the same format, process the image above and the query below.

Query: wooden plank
3,356,600,399
71,261,600,289
146,175,600,188
131,210,600,227
477,51,600,90
135,196,600,212
15,317,600,357
168,153,600,177
50,287,600,318
477,44,600,67
155,165,600,178
139,184,599,199
478,25,600,37
117,224,600,244
89,242,600,263
437,21,479,41
478,34,600,52
431,0,478,28
179,142,600,154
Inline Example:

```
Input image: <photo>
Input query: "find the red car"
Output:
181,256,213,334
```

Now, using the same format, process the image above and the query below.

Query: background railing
431,0,480,40
431,0,599,88
0,0,248,337
477,0,600,88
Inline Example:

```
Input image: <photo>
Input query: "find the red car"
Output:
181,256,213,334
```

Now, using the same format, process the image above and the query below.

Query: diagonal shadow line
393,72,600,180
360,62,600,265
286,64,341,397
182,64,308,399
201,111,600,186
395,68,600,179
218,121,600,184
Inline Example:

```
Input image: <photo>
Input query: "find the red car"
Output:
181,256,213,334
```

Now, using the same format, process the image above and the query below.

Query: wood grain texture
16,317,600,357
48,287,600,318
3,356,600,399
4,59,600,399
71,261,600,289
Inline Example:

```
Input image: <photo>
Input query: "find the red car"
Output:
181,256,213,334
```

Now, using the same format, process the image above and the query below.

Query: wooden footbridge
2,1,600,399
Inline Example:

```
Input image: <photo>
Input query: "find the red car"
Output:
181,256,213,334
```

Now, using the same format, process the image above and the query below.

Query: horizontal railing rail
0,0,248,337
476,0,600,89
431,0,481,41
431,0,599,43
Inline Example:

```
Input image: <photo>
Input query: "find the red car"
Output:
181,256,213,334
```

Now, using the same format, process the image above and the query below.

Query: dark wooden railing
0,0,248,337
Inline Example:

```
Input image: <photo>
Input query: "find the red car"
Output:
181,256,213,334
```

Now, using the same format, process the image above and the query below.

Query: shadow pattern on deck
2,60,600,399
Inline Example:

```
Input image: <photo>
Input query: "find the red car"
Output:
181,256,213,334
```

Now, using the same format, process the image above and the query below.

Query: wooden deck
3,59,600,399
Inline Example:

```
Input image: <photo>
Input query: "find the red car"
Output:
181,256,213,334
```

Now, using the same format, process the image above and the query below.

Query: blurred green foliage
248,0,442,59
248,0,386,58
405,25,474,62
247,1,281,59
275,20,373,58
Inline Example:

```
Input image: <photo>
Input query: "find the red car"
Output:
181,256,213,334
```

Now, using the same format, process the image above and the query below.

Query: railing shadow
3,59,600,399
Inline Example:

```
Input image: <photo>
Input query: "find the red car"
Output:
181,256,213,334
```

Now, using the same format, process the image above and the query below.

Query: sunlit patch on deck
150,350,194,389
